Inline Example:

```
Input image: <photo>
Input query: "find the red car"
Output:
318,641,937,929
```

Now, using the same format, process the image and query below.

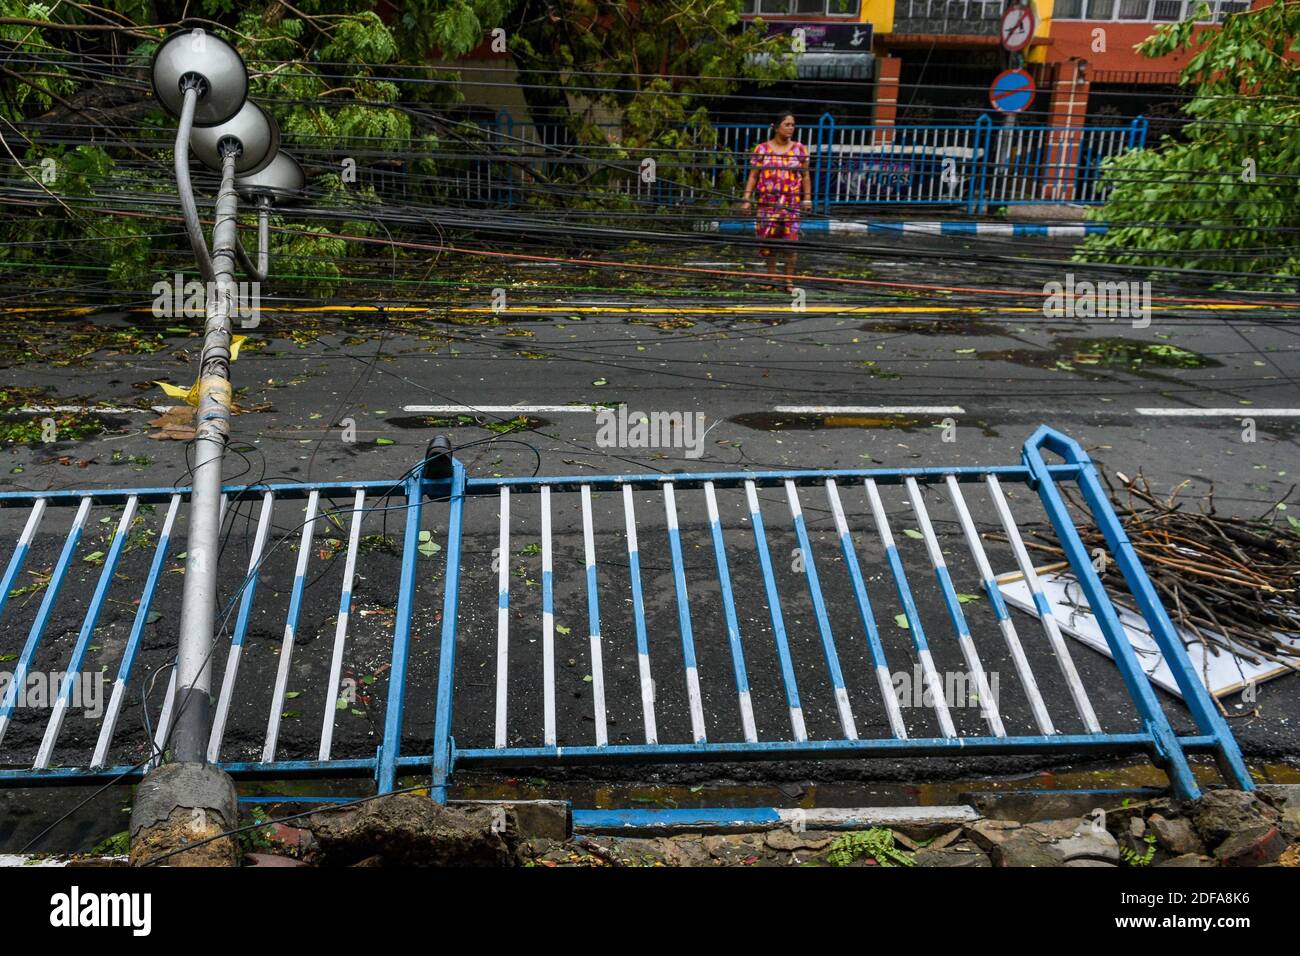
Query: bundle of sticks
1021,470,1300,669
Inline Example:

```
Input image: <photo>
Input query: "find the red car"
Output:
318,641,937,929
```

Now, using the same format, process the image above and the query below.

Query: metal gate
0,427,1252,806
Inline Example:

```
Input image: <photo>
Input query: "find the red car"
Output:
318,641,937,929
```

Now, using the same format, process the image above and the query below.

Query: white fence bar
541,485,556,747
903,477,1005,737
864,479,958,738
945,476,1055,735
263,489,321,762
319,489,366,761
580,485,609,747
208,490,274,762
986,475,1102,734
622,484,658,744
494,487,510,749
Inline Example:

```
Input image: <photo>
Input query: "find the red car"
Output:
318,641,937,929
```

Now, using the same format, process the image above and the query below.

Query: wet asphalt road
0,233,1297,831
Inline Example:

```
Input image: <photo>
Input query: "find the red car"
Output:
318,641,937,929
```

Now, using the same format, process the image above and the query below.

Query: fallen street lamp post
129,27,302,866
169,96,277,762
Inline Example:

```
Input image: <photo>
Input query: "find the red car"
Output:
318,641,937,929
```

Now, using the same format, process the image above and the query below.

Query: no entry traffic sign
1000,4,1036,53
989,68,1035,113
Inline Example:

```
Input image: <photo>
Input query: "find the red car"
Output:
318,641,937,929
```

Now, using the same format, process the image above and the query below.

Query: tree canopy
0,1,792,294
1078,1,1300,287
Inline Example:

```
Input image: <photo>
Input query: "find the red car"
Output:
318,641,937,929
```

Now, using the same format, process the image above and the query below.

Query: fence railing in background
430,110,1149,212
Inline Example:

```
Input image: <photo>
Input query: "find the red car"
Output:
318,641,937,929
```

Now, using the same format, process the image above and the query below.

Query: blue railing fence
444,110,1149,211
0,427,1252,812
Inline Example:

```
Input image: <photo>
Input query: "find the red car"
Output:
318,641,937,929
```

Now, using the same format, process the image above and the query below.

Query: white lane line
401,404,1294,421
402,405,610,414
1136,408,1300,417
20,404,166,415
774,405,966,415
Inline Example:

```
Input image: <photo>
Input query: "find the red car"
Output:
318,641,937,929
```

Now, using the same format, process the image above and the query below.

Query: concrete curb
696,220,1108,238
571,804,979,835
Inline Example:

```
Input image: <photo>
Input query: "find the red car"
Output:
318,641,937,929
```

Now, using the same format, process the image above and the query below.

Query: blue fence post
816,112,833,214
430,460,467,803
1024,426,1254,796
377,474,426,794
972,114,993,216
1021,427,1210,802
1129,115,1149,149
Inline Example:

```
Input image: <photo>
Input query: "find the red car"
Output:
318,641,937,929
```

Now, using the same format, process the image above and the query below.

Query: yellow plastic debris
154,335,248,406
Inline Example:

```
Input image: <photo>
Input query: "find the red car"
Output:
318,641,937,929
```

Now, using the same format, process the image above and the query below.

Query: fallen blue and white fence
0,427,1251,812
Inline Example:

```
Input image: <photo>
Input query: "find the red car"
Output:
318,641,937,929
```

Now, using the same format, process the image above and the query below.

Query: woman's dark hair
770,111,796,132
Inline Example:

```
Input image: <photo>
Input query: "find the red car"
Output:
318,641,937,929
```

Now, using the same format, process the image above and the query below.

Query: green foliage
1119,833,1158,867
4,144,158,287
90,830,131,856
1,0,794,291
1080,2,1300,285
0,1,76,117
0,1,512,294
508,1,796,205
238,806,277,855
826,828,916,867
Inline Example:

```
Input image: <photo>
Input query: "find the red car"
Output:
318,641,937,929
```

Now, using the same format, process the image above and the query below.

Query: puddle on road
977,336,1219,373
730,412,1000,438
862,318,1003,336
732,412,921,432
386,414,552,435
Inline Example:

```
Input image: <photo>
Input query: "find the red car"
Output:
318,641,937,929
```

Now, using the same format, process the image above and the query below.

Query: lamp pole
170,144,240,761
130,28,298,865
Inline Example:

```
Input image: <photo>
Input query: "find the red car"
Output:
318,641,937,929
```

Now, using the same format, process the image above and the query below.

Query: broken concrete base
307,794,519,866
455,800,571,841
129,762,239,867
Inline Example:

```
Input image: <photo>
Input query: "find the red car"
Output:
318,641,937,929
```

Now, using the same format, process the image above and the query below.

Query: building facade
742,0,1255,126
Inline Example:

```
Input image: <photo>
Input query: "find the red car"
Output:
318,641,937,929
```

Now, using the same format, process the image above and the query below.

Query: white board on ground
997,572,1299,699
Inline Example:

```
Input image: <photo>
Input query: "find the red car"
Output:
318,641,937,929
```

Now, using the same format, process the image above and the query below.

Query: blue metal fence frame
479,112,1146,210
0,427,1252,805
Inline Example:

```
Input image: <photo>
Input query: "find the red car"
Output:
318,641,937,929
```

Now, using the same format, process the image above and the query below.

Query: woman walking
741,111,812,292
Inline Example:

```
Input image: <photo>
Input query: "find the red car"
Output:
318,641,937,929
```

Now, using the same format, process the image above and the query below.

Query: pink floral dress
751,140,808,253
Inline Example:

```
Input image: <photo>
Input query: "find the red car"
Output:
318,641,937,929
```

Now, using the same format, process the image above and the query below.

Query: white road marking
402,405,609,414
20,404,163,415
774,405,965,415
1135,407,1300,417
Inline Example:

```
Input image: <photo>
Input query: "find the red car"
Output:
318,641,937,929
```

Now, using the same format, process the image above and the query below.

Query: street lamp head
236,151,306,205
190,101,280,175
151,28,248,127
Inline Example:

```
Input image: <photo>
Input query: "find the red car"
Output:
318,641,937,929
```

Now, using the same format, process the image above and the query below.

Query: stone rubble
82,784,1292,868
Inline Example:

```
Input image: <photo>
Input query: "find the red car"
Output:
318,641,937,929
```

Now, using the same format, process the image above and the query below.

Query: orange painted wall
1043,20,1219,77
